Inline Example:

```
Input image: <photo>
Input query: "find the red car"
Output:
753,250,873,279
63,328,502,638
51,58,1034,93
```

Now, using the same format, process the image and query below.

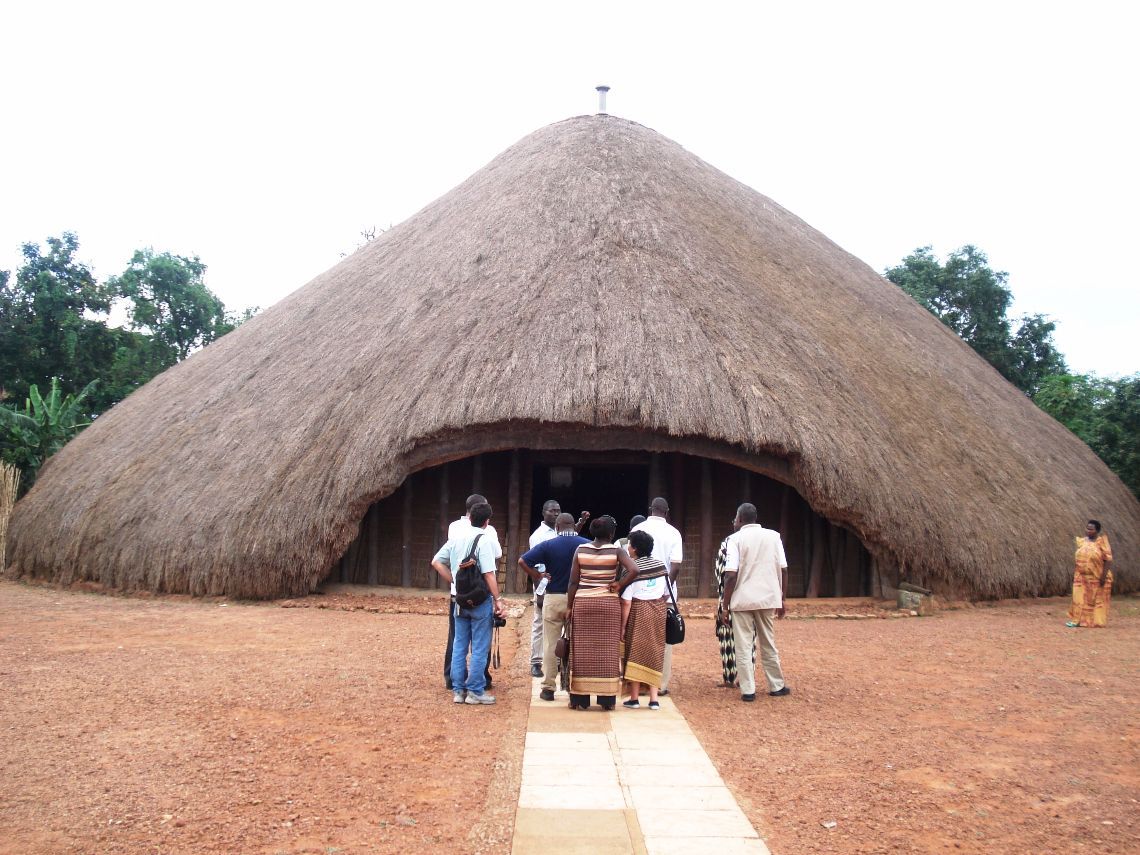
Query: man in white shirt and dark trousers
527,500,589,678
431,502,508,704
719,502,792,701
443,494,503,691
527,500,560,677
631,497,683,694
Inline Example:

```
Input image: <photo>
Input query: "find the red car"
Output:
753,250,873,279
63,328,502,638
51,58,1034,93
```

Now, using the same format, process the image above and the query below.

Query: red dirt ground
674,597,1140,854
1,581,1137,854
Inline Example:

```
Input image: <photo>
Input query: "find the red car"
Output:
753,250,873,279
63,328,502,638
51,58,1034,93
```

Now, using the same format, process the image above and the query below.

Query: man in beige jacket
718,502,791,702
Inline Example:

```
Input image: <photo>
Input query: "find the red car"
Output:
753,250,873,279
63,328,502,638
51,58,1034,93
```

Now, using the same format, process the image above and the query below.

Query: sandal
1065,621,1080,628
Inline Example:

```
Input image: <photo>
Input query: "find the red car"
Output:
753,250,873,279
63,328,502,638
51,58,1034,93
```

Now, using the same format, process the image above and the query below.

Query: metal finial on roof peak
596,85,610,114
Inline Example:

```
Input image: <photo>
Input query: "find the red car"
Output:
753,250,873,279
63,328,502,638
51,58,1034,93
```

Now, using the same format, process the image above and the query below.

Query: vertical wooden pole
806,514,825,597
778,483,790,539
472,454,483,492
858,536,868,595
669,454,686,525
669,454,688,594
830,524,843,598
697,458,714,598
401,474,413,588
520,452,533,532
647,453,663,505
843,529,856,596
739,469,753,504
343,518,362,583
436,463,450,590
367,503,380,586
507,451,520,594
800,502,811,597
348,528,362,588
519,451,533,591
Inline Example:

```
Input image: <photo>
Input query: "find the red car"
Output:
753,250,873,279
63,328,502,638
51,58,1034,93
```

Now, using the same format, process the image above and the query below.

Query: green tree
3,236,256,423
0,377,97,491
885,246,1066,395
0,233,118,405
1035,373,1140,498
109,249,230,364
1094,376,1140,498
94,327,176,409
221,304,260,333
1034,374,1108,446
1005,313,1068,397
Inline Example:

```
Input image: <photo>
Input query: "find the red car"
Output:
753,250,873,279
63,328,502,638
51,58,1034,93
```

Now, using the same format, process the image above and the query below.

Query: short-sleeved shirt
529,523,557,549
724,524,788,611
449,516,503,560
434,527,498,596
528,522,557,572
621,557,669,602
631,515,683,600
520,533,589,594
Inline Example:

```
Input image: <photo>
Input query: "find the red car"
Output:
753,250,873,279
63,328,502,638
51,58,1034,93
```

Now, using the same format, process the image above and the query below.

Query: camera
493,614,507,628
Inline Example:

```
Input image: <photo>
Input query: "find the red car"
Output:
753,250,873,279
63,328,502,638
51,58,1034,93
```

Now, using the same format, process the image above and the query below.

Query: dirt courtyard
1,582,1137,854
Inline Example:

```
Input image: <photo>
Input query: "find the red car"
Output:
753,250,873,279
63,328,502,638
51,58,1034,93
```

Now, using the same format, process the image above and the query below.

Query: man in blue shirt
518,513,589,702
432,502,508,705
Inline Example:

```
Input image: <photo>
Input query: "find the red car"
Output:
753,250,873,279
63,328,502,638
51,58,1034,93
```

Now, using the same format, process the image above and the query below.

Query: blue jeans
450,597,493,694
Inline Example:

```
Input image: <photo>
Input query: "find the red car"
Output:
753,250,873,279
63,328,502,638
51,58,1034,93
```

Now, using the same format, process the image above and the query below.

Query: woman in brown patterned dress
566,515,639,711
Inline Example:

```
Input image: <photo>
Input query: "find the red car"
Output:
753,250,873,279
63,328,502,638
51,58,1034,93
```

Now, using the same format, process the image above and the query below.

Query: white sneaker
464,692,496,705
453,691,466,704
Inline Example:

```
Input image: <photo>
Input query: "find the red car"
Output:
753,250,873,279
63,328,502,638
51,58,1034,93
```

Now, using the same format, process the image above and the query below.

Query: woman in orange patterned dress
1066,519,1114,628
566,515,639,711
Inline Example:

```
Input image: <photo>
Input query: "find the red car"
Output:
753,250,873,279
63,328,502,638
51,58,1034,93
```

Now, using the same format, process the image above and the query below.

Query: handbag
665,578,685,645
554,625,570,661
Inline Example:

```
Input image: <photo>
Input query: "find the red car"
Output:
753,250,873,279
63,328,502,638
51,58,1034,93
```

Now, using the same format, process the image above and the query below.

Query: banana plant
0,378,97,491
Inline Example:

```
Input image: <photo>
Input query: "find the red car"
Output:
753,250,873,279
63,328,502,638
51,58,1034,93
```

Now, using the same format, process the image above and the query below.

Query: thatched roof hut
5,115,1137,599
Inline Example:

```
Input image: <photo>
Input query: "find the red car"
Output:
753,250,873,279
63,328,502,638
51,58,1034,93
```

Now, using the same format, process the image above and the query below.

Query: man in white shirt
443,494,503,690
527,500,590,677
631,497,683,693
431,502,507,705
448,494,505,557
527,500,560,677
719,502,791,702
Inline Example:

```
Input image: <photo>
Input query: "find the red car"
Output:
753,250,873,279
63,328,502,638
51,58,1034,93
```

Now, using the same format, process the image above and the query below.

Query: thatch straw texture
0,462,18,572
5,115,1137,598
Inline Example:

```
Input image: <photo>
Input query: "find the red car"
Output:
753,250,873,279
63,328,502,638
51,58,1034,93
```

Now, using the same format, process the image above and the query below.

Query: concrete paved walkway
512,678,771,854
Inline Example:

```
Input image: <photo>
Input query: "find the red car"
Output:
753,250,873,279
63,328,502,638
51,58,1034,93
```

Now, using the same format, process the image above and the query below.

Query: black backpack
454,533,489,608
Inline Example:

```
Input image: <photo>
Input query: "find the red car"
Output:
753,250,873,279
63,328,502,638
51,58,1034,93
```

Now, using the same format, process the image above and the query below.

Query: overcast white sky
2,1,1136,376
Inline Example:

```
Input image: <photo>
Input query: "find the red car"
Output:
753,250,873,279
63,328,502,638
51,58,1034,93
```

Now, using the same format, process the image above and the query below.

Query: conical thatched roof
6,115,1137,598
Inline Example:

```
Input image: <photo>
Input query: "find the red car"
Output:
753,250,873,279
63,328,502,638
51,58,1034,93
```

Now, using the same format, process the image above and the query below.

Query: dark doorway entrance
530,462,649,540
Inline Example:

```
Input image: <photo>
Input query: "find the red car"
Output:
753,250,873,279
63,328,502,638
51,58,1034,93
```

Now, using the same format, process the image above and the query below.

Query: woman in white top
620,530,669,710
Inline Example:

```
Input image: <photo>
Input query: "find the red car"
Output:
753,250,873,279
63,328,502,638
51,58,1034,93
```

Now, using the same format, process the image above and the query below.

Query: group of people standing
432,492,794,708
518,499,679,710
518,496,793,707
431,495,1118,709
